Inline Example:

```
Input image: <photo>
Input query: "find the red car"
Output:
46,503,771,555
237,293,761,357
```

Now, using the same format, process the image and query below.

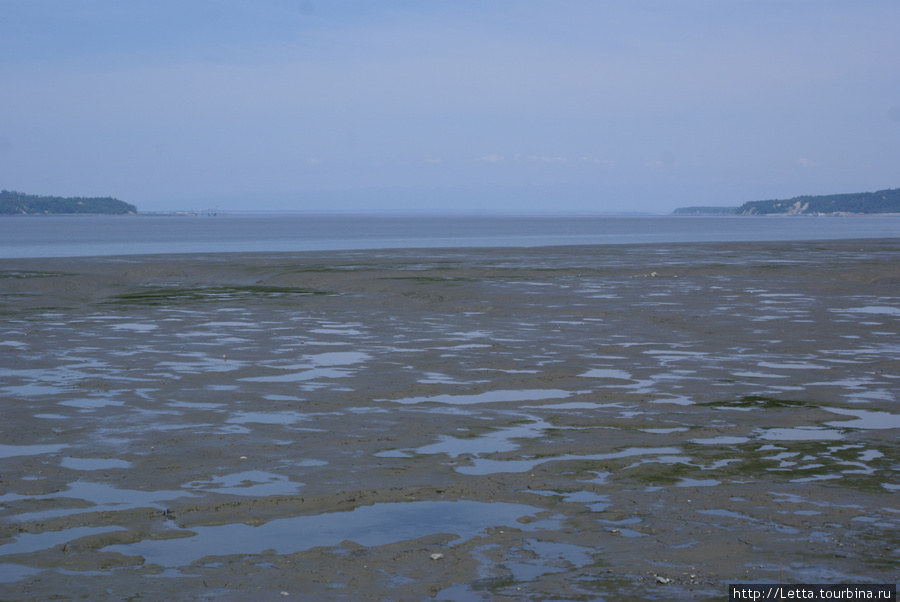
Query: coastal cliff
674,187,900,215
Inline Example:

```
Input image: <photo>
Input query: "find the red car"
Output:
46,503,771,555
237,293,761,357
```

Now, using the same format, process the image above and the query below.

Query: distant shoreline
672,211,900,217
4,211,898,218
674,187,900,215
0,190,137,215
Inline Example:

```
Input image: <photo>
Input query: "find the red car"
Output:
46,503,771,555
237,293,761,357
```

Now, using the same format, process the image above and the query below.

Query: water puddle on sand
757,361,828,370
647,395,694,406
109,323,158,332
677,478,721,487
0,443,68,459
524,401,614,410
848,390,896,403
410,432,518,457
306,351,369,366
455,447,681,475
439,537,597,598
690,436,751,446
734,371,790,379
2,384,67,396
199,321,258,328
310,327,364,336
58,397,124,410
186,471,303,497
168,400,224,410
836,306,900,316
698,508,754,521
530,490,611,512
240,352,369,384
226,411,307,425
241,367,354,383
418,372,471,385
60,457,132,470
0,564,42,584
824,408,900,429
506,540,597,581
758,427,844,441
0,526,127,556
598,517,647,538
383,418,554,459
640,428,689,434
155,358,244,375
580,369,633,380
8,482,199,522
388,389,570,405
858,449,884,462
104,501,557,567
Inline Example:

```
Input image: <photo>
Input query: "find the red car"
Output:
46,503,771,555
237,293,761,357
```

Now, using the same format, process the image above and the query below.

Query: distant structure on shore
0,190,137,215
142,207,225,217
193,207,223,216
674,187,900,216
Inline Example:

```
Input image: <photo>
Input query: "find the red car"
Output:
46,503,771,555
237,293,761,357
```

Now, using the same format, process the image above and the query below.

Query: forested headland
674,188,900,215
0,190,137,215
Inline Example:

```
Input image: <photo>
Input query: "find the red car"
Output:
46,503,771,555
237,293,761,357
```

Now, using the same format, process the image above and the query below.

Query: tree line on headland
674,187,900,215
4,187,898,216
0,190,137,215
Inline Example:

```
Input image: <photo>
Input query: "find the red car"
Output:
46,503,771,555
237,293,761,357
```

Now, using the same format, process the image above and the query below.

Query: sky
1,1,899,214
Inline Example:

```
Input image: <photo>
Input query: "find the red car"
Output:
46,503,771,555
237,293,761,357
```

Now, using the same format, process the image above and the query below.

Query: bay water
2,213,899,259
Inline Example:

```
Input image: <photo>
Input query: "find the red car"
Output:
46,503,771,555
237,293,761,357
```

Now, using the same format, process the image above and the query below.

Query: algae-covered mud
1,240,898,600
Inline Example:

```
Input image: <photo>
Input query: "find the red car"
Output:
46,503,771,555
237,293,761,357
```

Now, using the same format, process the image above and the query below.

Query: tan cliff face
786,200,810,215
685,186,900,215
739,200,810,215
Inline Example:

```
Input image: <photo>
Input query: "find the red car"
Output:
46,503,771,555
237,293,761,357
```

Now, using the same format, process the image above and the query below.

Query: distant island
674,187,900,216
0,190,137,215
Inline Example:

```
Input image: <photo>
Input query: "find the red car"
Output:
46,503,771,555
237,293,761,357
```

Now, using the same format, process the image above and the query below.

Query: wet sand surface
1,240,898,600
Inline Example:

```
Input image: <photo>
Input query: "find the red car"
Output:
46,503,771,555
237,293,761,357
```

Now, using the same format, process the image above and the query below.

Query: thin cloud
580,157,614,166
514,155,568,163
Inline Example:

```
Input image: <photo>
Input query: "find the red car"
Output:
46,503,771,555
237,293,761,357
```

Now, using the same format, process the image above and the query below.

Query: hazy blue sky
2,1,898,213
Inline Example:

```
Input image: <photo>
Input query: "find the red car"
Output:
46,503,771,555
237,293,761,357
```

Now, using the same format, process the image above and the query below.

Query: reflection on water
758,427,844,441
60,457,133,470
0,443,68,459
456,447,682,476
388,389,570,405
186,470,304,497
104,501,556,567
8,481,198,522
1,526,127,556
824,407,900,429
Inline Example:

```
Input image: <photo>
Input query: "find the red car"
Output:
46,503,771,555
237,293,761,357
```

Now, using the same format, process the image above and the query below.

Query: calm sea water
2,213,900,259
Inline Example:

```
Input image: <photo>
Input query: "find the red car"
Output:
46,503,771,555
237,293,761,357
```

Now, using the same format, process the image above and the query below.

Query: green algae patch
101,285,331,306
623,461,696,485
700,395,814,409
659,439,899,493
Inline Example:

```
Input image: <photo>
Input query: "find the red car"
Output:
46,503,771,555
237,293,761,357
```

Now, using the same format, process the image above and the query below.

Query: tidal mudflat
1,240,898,600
